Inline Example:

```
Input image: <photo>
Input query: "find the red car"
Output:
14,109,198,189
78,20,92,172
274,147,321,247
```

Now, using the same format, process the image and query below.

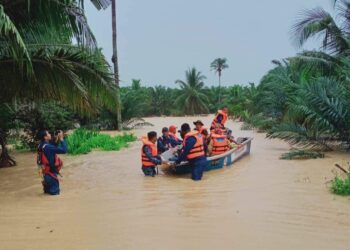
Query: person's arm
169,136,181,147
176,137,196,164
203,139,208,156
157,137,168,153
55,140,68,154
143,146,162,165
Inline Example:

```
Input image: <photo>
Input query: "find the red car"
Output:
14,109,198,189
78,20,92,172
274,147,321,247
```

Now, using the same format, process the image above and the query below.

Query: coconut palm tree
210,58,229,103
175,68,209,115
0,0,117,167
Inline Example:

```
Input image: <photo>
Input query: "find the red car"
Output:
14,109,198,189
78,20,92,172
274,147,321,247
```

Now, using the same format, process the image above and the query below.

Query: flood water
0,116,349,250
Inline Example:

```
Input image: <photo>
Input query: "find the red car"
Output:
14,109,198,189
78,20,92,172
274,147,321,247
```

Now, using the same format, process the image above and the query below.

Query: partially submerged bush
280,149,324,160
241,113,277,132
331,175,350,196
66,129,136,155
16,102,76,150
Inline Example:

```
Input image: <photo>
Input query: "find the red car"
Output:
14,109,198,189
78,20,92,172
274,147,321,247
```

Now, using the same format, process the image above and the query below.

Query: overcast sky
85,0,332,87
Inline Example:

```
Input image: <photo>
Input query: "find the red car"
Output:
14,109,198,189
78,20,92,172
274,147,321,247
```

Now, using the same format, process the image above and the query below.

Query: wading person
176,123,207,181
211,106,229,130
142,131,165,177
37,130,67,195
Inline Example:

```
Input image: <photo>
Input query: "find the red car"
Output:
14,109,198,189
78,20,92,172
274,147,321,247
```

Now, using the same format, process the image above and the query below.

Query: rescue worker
208,128,230,156
37,130,67,195
169,125,182,143
175,123,207,181
142,131,165,177
157,127,180,154
211,106,229,130
193,120,209,142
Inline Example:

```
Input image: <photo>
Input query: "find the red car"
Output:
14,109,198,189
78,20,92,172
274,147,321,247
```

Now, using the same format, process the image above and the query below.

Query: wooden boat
166,137,253,174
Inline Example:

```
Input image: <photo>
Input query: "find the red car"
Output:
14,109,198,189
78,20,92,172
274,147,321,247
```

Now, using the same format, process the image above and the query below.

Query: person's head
193,120,204,130
37,130,51,142
222,106,228,113
179,123,191,139
147,131,157,143
162,127,169,137
169,125,177,134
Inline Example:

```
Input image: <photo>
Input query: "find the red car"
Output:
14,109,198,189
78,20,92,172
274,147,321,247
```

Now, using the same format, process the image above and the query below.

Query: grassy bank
67,129,136,155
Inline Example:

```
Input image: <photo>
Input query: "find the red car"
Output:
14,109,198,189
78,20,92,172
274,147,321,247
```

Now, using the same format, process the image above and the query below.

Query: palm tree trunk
0,129,16,168
218,73,221,104
111,0,122,131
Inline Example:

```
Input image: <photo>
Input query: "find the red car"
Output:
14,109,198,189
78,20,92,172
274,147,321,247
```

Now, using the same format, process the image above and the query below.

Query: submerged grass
280,149,324,160
67,129,136,155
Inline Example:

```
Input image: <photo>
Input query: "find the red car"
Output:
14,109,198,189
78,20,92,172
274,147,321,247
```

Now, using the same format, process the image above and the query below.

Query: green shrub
15,102,76,150
66,129,136,155
331,175,350,196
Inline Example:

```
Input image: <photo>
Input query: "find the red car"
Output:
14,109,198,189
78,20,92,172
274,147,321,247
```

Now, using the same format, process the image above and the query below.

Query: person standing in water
142,131,165,177
37,130,67,195
176,123,207,181
211,106,229,130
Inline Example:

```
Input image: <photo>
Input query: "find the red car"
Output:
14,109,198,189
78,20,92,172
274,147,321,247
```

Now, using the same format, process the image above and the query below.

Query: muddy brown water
0,116,349,250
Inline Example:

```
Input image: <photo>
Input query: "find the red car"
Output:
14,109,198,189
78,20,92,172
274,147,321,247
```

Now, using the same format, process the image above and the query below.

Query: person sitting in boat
142,131,165,177
169,125,182,143
37,130,67,195
208,128,230,156
157,127,180,154
193,120,209,142
175,123,207,181
211,106,229,130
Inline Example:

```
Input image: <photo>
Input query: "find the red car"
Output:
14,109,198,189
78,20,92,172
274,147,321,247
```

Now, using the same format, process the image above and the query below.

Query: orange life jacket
211,134,229,155
195,127,208,141
141,137,158,167
183,131,205,160
37,144,63,180
211,110,228,128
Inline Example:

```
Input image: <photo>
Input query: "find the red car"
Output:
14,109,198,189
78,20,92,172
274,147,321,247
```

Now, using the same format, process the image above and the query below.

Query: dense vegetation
66,129,136,155
0,0,117,167
331,174,350,196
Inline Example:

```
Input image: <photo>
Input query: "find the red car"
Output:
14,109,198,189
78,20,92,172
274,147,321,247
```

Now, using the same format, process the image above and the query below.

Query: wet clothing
176,134,207,181
141,142,161,177
142,145,161,166
157,135,179,154
169,133,183,144
38,140,67,195
142,166,157,177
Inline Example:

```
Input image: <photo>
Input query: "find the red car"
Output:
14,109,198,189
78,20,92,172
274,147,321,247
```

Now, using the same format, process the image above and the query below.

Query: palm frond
0,4,31,71
292,7,350,53
0,46,116,114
